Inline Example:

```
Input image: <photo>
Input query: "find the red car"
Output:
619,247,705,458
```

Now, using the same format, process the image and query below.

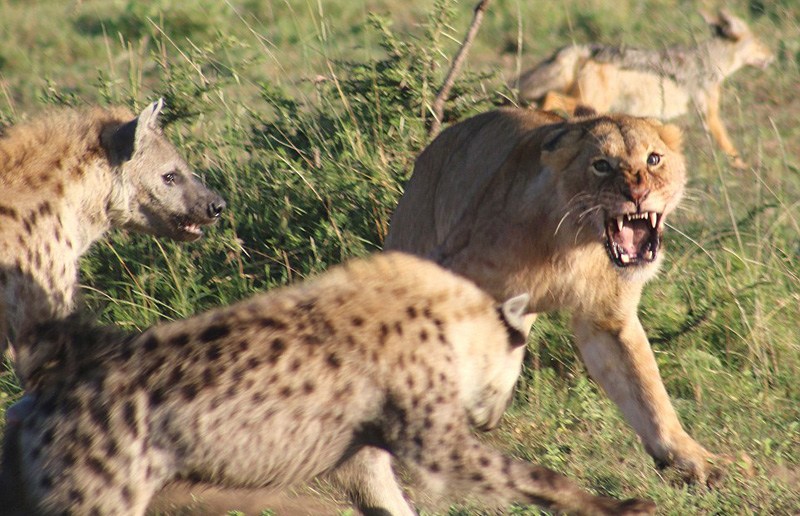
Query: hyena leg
331,446,415,516
389,405,654,515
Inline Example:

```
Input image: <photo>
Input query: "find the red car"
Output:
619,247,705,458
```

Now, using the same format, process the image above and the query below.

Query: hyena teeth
649,212,658,228
616,216,624,232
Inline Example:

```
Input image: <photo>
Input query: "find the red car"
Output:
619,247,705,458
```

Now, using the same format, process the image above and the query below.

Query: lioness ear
498,294,530,348
541,126,584,169
542,125,570,152
657,123,683,152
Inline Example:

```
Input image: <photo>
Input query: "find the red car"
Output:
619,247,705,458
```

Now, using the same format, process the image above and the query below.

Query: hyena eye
647,153,662,166
162,172,176,185
592,159,612,176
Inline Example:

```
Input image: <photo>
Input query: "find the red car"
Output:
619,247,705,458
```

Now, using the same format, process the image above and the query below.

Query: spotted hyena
0,252,654,515
0,99,225,373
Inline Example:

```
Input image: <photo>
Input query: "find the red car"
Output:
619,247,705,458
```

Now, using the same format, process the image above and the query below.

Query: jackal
515,10,773,168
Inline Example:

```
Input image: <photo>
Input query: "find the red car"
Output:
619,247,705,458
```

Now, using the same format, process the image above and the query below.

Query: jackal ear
702,9,747,41
498,294,530,347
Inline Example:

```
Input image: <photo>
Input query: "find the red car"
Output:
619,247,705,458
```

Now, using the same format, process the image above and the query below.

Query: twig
429,0,492,138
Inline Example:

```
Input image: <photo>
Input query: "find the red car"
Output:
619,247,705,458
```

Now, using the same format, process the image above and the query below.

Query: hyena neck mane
0,107,136,251
0,100,225,357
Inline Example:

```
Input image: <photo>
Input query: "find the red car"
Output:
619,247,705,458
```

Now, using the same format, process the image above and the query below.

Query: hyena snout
206,195,226,219
159,179,227,241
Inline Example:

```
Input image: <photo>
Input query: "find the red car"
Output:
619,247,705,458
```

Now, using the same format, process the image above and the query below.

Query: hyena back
3,252,654,515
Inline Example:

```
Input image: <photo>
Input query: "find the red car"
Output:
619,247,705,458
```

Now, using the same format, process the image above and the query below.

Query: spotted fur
0,99,225,375
2,252,653,515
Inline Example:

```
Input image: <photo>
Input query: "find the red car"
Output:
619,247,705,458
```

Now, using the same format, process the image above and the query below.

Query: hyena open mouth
174,215,215,240
604,211,663,267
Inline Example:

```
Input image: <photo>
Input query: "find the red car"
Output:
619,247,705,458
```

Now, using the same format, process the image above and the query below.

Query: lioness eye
647,153,661,166
162,172,176,185
592,159,612,175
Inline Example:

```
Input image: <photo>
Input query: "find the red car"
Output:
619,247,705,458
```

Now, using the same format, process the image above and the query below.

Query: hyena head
456,293,530,432
101,99,226,242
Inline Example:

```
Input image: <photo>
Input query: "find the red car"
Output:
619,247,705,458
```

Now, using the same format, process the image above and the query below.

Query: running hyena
0,99,225,371
1,252,654,516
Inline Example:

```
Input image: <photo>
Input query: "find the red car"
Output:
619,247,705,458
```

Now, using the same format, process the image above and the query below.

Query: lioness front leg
572,314,725,485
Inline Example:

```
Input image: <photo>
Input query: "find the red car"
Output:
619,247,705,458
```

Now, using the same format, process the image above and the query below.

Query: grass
1,0,799,513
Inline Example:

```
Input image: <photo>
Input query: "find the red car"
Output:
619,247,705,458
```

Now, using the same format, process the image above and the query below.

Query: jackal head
102,99,226,242
703,9,774,71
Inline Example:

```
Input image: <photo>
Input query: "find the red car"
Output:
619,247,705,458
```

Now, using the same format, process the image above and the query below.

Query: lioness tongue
615,220,650,257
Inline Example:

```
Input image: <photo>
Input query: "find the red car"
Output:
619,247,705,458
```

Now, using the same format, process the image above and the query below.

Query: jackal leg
541,91,580,114
702,84,746,169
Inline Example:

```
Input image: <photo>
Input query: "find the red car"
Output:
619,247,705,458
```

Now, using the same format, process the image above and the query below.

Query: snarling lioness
385,107,724,484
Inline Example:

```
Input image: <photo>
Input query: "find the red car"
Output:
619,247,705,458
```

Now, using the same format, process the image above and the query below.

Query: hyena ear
499,294,531,347
102,99,165,164
133,98,165,149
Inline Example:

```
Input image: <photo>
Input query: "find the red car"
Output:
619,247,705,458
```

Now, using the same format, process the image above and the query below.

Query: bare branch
429,0,492,138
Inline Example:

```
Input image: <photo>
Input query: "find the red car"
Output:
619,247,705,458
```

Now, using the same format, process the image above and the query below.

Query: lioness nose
627,185,650,204
207,198,226,219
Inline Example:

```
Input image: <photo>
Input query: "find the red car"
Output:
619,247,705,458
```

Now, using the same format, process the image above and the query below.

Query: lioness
385,108,723,484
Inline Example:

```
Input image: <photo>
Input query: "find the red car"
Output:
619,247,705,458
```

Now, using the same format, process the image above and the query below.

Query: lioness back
385,108,564,255
386,107,686,308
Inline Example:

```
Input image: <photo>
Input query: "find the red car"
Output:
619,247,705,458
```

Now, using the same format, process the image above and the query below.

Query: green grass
1,0,799,513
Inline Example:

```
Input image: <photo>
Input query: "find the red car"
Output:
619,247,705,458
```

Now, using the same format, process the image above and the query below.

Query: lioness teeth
615,212,660,228
620,253,630,264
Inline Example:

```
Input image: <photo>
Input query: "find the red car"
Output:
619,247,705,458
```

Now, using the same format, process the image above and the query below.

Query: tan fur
385,107,726,485
0,100,224,372
515,10,773,168
1,253,654,516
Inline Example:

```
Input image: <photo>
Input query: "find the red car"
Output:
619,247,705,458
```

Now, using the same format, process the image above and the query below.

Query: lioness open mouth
604,211,662,267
